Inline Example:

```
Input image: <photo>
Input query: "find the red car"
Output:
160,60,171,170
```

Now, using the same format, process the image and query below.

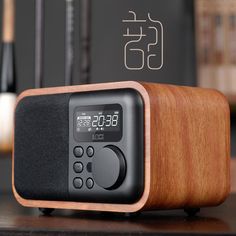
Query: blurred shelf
232,158,236,193
0,152,12,158
226,94,236,107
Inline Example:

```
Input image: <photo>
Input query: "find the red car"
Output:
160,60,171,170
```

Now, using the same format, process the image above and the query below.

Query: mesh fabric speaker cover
14,94,71,200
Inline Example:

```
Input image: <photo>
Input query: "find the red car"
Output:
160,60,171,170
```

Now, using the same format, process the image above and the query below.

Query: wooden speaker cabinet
12,81,230,215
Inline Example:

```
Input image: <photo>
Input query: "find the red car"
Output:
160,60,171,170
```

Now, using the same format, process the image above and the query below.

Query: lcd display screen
74,104,122,142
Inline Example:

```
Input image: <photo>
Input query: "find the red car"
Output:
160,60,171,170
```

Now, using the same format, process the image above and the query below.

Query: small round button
73,162,83,173
86,178,94,189
86,146,94,157
73,146,84,157
73,177,83,189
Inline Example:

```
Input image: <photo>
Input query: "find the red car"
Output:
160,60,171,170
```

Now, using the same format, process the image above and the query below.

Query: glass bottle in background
0,0,16,153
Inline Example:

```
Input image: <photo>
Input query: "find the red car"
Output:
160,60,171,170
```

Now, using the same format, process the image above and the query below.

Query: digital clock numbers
76,109,121,133
77,113,119,129
74,104,123,142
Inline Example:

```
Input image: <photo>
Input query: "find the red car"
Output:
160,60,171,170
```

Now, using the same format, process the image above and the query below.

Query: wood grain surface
141,82,230,210
12,81,231,212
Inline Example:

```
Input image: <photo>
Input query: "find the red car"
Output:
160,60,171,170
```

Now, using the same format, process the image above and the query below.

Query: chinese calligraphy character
122,11,163,71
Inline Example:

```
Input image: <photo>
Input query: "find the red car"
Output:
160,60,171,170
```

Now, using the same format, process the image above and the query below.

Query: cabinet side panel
141,82,230,209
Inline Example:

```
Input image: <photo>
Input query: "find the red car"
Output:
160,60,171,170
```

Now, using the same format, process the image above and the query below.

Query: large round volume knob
92,145,126,190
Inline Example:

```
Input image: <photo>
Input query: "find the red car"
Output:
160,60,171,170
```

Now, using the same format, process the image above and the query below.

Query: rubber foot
184,208,200,217
39,208,54,215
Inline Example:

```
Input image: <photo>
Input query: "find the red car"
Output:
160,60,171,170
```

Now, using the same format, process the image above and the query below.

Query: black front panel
69,89,144,203
14,88,144,204
14,94,71,200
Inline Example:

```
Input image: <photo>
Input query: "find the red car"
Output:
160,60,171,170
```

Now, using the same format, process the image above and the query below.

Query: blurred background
0,0,235,194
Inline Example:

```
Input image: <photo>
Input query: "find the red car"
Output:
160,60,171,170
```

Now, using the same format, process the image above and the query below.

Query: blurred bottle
0,0,16,153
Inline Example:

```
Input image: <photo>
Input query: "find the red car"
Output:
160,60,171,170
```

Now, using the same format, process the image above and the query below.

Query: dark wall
90,0,196,85
15,0,67,91
14,0,196,93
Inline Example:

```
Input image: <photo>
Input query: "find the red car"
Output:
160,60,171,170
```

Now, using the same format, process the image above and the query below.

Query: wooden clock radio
12,81,230,215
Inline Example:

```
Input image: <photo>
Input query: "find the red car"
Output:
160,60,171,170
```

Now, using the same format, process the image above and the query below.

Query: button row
73,146,94,158
73,177,94,189
72,146,94,189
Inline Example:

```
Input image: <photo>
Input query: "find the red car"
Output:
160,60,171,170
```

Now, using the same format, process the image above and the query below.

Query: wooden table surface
0,193,235,236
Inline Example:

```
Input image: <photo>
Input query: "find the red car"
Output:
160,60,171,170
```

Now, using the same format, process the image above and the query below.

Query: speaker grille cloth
14,93,71,200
